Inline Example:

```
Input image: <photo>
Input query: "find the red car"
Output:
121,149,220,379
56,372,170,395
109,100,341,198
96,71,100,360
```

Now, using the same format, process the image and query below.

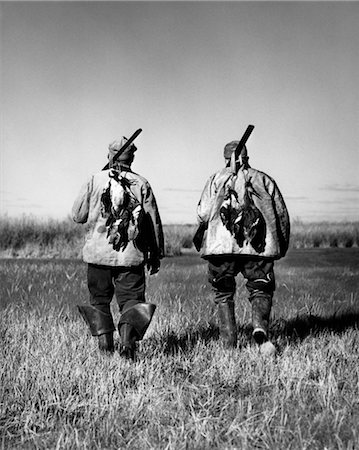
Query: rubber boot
118,323,137,361
117,303,156,361
218,301,237,348
251,295,272,344
98,332,114,353
77,304,115,354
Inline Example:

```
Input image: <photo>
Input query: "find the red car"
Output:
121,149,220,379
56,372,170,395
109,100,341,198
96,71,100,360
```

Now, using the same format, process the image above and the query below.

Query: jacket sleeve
272,181,290,257
196,174,215,224
142,182,164,259
71,176,93,224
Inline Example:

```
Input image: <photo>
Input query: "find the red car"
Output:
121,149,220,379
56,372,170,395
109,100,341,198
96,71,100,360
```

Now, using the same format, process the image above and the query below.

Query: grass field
1,248,359,449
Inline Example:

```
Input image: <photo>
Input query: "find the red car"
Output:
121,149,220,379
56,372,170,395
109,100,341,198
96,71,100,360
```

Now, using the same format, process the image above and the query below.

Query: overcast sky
1,1,358,224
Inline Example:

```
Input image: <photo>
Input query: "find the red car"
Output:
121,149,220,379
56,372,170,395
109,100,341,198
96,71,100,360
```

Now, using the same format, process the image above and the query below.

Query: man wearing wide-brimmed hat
72,135,164,360
195,138,290,356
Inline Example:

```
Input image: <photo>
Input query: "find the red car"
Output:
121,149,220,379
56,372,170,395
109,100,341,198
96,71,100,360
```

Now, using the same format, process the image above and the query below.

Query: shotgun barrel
234,125,254,158
230,125,254,173
103,128,142,170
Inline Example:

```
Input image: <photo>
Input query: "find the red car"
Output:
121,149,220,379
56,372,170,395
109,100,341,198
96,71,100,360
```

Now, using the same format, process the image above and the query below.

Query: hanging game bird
100,170,140,251
220,185,242,233
220,176,266,253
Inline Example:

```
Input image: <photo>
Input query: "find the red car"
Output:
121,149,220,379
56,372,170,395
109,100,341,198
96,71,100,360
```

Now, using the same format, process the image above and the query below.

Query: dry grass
290,219,359,249
1,249,359,449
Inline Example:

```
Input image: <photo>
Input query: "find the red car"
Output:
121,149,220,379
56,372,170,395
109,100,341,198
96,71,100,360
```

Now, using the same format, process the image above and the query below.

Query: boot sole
252,328,268,345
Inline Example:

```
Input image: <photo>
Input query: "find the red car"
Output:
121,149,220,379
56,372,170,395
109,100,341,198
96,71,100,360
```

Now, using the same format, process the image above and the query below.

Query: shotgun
230,124,255,173
193,125,255,251
102,128,142,170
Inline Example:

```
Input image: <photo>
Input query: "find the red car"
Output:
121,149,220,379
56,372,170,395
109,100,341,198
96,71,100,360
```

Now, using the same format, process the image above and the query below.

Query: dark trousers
87,263,145,313
207,256,275,304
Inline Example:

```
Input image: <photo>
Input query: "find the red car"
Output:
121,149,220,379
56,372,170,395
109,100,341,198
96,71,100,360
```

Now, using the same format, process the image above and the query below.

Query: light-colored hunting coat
72,168,164,266
196,166,290,259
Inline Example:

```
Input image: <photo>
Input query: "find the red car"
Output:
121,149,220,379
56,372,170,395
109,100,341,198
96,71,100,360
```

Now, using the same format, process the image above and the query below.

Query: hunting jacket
72,167,164,267
196,166,290,259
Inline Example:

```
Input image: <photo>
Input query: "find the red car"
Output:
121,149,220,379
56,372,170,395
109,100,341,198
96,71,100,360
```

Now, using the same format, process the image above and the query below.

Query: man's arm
142,182,164,274
272,181,290,257
72,176,93,224
193,175,215,251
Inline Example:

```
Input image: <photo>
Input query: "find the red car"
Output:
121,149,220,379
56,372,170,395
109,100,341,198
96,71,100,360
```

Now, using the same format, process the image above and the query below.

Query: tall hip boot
118,303,157,361
251,295,272,345
77,305,115,354
118,323,137,360
218,301,237,348
98,333,114,353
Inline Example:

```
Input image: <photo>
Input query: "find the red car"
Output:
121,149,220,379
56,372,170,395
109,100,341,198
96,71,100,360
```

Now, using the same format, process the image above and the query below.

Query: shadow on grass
152,322,220,356
271,310,359,343
148,311,359,355
148,322,259,355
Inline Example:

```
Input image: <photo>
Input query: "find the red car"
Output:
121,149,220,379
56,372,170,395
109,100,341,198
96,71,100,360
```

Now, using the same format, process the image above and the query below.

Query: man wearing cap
72,136,164,360
195,140,290,355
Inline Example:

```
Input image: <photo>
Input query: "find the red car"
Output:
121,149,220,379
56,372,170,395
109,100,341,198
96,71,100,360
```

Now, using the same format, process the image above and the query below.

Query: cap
224,141,248,159
108,137,137,163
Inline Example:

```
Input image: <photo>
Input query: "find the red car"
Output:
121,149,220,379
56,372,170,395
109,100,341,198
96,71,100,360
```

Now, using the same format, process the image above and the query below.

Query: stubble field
1,248,359,449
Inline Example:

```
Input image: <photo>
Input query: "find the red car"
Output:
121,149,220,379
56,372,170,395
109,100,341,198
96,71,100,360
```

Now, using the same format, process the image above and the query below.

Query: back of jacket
72,168,164,266
196,166,290,259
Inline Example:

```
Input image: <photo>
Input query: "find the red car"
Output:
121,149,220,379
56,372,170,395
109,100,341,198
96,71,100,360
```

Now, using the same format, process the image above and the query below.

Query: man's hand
147,258,160,275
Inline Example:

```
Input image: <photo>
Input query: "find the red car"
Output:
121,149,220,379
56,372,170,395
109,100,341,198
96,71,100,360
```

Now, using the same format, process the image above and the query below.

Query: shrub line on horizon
0,216,358,258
